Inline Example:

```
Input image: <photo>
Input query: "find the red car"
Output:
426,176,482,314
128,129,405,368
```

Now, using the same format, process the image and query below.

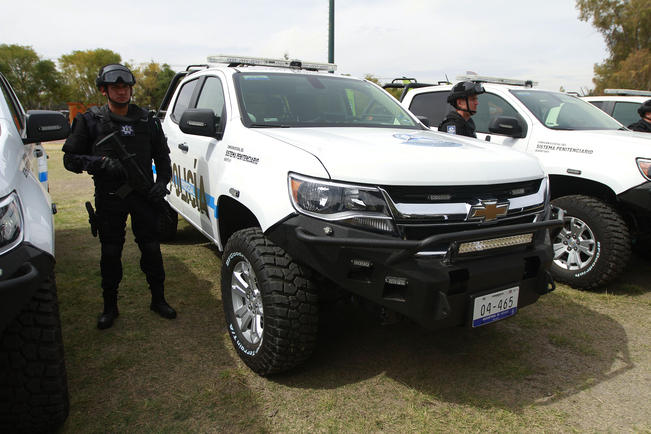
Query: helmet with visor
96,64,136,89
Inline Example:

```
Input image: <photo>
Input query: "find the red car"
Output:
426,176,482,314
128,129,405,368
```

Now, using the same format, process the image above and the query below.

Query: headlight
636,158,651,181
289,174,396,234
0,192,24,254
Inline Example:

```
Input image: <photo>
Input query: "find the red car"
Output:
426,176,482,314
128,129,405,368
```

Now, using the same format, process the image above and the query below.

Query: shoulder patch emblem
446,125,457,134
120,125,135,136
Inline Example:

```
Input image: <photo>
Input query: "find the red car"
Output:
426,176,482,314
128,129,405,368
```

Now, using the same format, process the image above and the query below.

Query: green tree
0,44,64,109
58,49,122,105
132,62,176,110
576,0,651,92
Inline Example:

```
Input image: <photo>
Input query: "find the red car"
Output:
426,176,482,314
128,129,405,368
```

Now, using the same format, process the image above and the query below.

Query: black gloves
101,157,127,180
148,181,170,200
63,154,84,173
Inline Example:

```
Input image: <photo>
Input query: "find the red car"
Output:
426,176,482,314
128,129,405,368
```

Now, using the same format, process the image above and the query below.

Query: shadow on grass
606,252,651,296
55,226,264,433
273,285,634,413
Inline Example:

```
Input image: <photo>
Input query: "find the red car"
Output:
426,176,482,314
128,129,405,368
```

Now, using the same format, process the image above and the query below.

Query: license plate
471,286,519,327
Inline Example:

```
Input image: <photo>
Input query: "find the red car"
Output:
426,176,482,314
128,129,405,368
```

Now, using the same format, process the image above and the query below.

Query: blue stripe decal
169,172,218,219
39,171,48,182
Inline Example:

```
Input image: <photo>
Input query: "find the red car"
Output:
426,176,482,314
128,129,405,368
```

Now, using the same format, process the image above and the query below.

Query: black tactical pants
95,190,165,294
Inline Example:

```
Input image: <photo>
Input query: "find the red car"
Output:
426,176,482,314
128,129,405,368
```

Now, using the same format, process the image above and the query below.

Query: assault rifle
94,131,156,199
83,131,174,238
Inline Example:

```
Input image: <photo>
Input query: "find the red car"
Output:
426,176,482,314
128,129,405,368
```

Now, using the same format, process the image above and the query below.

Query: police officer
62,64,176,329
628,100,651,133
438,81,486,138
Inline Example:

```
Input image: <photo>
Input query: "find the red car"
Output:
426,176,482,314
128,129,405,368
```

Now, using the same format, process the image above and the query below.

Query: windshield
511,89,623,131
233,72,419,128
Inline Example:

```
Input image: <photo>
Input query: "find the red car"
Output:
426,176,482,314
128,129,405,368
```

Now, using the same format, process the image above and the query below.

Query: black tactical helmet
638,99,651,117
96,64,136,89
447,81,485,105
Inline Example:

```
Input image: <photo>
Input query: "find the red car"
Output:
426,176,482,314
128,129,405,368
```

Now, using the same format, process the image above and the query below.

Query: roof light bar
604,89,651,97
207,55,337,72
456,75,538,87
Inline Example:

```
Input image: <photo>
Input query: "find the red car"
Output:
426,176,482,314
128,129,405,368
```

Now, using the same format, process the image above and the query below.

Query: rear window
408,91,452,127
612,102,641,127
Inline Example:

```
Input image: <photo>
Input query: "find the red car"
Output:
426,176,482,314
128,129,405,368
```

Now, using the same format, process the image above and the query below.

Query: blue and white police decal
447,125,457,134
120,125,135,136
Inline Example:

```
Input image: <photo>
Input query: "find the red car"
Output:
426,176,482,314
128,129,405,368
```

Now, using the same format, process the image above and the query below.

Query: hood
256,127,544,185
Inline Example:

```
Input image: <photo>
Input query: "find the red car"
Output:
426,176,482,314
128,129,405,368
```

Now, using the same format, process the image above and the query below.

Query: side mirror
179,108,222,139
23,110,70,144
417,115,431,128
488,116,526,138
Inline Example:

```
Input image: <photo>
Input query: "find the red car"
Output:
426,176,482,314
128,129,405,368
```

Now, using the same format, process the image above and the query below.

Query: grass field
47,142,651,433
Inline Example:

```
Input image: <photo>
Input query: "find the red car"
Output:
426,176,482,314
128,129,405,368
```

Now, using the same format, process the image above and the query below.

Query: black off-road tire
0,273,69,431
158,201,178,242
221,227,319,375
551,195,631,289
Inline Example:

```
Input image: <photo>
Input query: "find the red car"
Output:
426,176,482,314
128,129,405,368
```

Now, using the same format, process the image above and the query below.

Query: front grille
399,214,538,241
381,179,542,204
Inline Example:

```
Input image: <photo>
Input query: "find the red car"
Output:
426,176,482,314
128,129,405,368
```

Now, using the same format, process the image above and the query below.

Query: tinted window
171,79,199,123
474,93,523,134
588,101,606,110
408,91,452,127
196,76,225,118
612,102,641,127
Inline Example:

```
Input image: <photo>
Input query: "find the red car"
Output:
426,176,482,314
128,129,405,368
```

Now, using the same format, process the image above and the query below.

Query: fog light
351,259,372,268
458,233,533,254
385,276,408,286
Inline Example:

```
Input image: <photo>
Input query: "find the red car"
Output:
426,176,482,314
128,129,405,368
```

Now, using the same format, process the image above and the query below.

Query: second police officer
628,99,651,133
438,81,486,138
62,64,176,329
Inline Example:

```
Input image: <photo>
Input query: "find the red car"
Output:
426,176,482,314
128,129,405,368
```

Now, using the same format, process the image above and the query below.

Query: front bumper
618,181,651,213
267,214,562,330
0,243,54,333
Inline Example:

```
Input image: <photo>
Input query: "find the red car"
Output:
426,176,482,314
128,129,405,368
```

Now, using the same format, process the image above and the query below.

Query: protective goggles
102,69,135,85
460,82,485,94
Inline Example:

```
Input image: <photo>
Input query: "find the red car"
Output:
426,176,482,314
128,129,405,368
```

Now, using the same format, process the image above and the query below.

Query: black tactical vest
84,105,156,189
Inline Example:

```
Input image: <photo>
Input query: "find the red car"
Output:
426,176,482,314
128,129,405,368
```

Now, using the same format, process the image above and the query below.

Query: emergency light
456,75,538,87
604,89,651,97
207,55,337,72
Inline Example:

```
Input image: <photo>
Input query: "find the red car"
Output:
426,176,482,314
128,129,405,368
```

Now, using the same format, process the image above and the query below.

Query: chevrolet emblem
468,200,509,222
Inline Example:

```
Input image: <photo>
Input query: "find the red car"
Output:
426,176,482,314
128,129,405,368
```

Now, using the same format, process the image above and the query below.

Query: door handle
178,143,189,152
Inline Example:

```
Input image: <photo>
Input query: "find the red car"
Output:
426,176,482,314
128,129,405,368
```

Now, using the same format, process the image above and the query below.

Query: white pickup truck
0,72,70,431
157,57,561,375
398,75,651,289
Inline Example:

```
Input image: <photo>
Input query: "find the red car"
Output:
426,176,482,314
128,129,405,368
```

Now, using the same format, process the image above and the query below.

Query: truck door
165,77,205,232
474,92,531,152
179,75,227,240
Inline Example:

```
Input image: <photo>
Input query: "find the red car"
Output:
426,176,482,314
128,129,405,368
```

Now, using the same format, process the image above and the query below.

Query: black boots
150,288,177,319
97,289,176,329
97,290,119,329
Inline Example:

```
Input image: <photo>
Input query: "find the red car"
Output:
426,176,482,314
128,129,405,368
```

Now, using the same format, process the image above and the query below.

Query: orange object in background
66,102,96,124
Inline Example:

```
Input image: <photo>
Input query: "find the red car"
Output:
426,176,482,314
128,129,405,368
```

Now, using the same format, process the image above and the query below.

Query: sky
1,0,607,93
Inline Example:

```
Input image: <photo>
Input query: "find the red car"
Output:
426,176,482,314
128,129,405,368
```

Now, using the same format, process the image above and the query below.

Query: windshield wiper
249,123,291,128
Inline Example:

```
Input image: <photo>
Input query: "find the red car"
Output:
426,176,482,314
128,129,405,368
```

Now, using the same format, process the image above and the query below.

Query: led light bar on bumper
458,233,534,254
289,174,396,234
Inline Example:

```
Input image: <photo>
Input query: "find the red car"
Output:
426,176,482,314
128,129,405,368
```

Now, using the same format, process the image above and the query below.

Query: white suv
399,76,651,290
157,57,561,375
582,89,651,127
0,72,70,430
